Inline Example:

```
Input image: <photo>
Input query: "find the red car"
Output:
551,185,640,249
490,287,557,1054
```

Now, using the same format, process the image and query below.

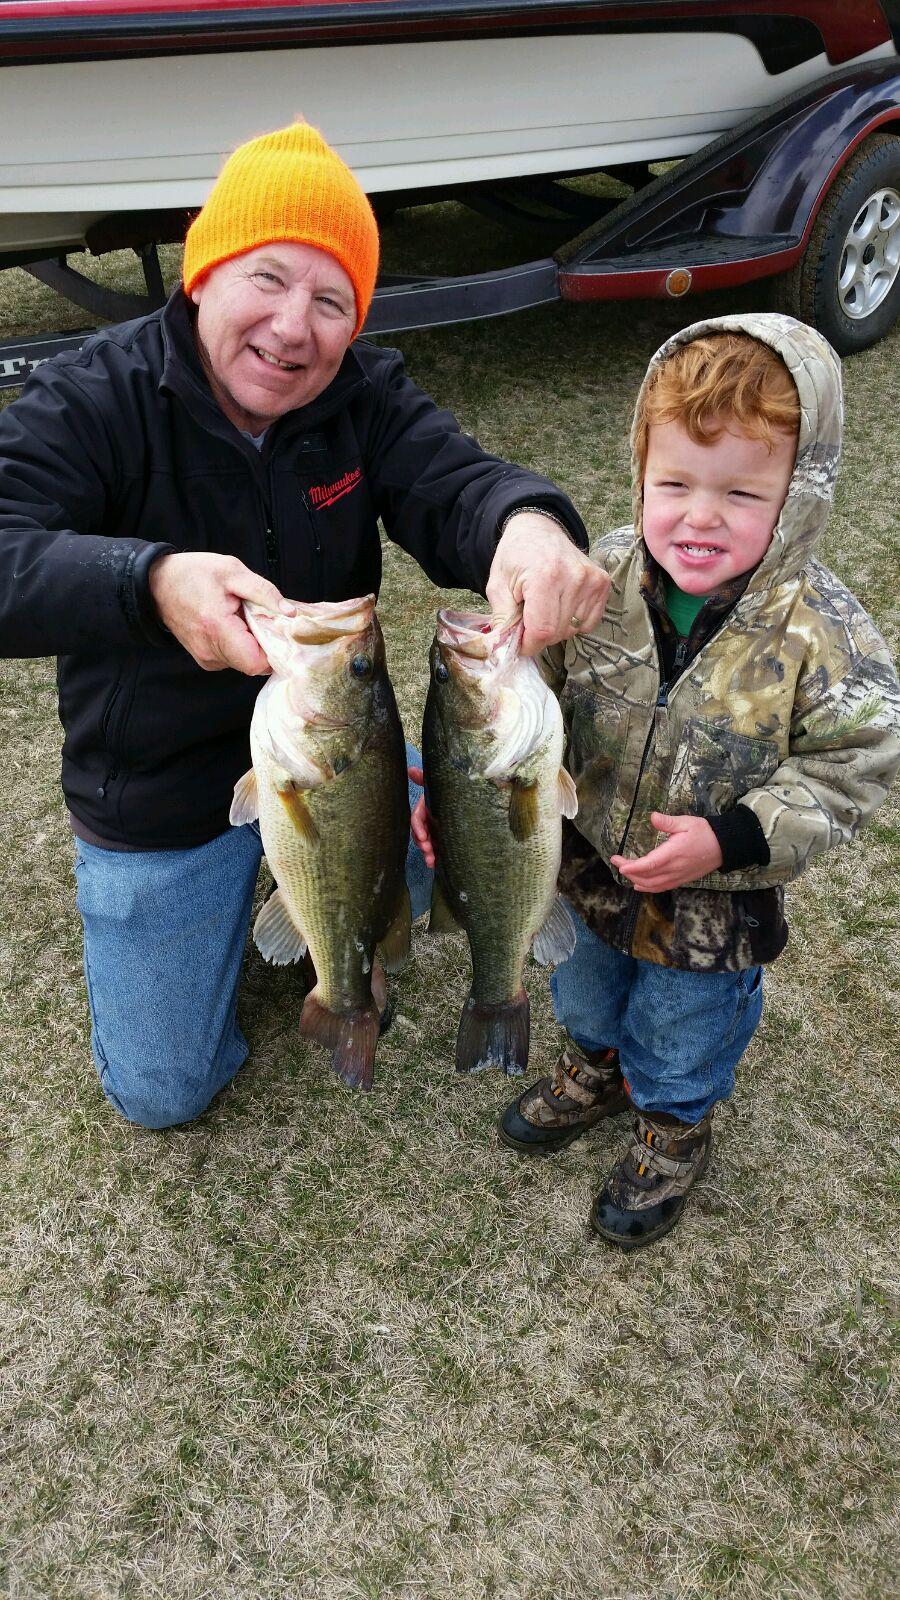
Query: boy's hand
408,765,436,869
610,813,723,892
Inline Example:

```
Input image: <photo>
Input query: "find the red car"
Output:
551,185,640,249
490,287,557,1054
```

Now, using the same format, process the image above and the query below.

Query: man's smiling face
190,241,357,434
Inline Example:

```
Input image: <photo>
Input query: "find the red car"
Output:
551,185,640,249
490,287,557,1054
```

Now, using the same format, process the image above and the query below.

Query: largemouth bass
422,610,578,1076
230,594,411,1091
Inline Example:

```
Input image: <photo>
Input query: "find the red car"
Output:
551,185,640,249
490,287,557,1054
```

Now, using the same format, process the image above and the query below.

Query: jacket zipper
259,470,322,599
616,631,688,860
616,631,689,950
615,596,746,948
97,675,128,800
259,464,278,583
300,487,323,600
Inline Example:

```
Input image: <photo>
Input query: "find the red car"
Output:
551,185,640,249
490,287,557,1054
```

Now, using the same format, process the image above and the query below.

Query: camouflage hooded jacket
552,313,900,972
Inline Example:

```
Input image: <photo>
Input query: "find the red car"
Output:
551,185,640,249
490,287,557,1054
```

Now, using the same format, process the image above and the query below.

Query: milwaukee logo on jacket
309,468,362,509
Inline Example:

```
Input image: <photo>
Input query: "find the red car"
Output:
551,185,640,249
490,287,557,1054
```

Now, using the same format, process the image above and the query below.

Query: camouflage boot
498,1040,627,1154
590,1108,713,1250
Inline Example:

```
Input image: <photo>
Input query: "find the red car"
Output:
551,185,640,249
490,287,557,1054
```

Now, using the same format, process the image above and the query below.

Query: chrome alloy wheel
837,187,900,320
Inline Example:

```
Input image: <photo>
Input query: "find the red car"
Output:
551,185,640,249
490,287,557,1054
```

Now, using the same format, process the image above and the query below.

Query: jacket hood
630,311,844,589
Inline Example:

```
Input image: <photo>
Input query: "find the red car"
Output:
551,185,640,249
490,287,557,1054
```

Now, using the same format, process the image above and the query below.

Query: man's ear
190,283,202,306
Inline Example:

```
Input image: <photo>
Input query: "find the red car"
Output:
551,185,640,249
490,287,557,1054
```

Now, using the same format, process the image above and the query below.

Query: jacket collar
640,546,751,652
158,287,370,449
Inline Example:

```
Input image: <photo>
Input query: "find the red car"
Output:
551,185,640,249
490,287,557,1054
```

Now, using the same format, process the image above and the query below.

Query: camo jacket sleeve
735,588,900,878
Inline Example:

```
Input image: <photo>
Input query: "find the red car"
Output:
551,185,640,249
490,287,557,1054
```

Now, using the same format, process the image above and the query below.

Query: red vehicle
1,0,899,384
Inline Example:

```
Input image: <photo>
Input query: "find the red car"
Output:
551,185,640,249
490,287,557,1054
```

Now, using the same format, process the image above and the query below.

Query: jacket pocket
670,717,781,818
99,672,124,748
99,659,141,764
563,685,630,841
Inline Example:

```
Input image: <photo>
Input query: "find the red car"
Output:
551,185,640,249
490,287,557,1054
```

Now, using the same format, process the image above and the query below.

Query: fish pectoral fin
532,895,577,967
508,778,539,842
557,766,579,820
377,885,412,974
229,768,260,827
371,955,388,1014
427,875,463,935
274,776,319,842
253,887,308,966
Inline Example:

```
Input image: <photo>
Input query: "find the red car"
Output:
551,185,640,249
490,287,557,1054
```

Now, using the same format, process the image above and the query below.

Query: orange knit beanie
183,122,379,336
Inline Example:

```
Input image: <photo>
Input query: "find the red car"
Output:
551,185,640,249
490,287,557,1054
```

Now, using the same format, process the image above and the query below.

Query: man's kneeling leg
73,825,264,1129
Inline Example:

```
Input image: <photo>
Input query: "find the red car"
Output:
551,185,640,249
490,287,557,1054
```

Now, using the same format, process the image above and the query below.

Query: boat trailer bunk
2,58,900,389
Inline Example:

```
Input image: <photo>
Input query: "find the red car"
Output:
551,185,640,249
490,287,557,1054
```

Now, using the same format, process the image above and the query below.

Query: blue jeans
74,747,431,1129
550,909,763,1123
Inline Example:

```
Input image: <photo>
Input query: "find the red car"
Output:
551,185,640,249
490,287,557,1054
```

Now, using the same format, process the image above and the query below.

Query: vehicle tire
771,131,900,355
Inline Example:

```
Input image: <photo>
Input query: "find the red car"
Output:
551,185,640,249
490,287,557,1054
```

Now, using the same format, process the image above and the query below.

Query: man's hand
486,511,610,656
408,764,435,869
149,553,295,675
610,813,723,892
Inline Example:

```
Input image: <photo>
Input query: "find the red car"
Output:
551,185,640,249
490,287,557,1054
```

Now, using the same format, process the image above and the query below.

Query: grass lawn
0,211,897,1600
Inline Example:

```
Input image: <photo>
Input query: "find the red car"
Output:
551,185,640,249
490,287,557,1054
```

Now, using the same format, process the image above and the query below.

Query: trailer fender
559,59,900,282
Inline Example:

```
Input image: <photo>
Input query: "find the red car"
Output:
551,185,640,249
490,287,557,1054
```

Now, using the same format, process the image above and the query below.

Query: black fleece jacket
0,290,586,848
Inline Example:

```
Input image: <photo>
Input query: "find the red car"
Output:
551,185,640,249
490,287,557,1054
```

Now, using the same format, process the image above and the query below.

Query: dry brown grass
0,221,897,1599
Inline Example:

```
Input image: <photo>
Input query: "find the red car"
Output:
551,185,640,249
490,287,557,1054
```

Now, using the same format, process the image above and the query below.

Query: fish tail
300,988,380,1092
455,986,530,1078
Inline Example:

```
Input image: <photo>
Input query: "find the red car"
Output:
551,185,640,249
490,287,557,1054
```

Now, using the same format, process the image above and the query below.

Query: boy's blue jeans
73,749,431,1129
551,907,763,1124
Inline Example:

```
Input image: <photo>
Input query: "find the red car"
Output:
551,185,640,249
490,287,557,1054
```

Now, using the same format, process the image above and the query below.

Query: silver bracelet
498,503,571,539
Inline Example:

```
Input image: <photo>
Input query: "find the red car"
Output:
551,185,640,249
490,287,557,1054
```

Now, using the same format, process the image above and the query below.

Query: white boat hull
0,32,894,256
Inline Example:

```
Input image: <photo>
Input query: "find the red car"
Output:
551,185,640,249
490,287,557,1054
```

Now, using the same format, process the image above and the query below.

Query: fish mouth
435,609,523,666
246,594,376,647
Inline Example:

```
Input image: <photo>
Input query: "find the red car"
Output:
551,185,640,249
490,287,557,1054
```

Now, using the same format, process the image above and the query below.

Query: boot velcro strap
538,1075,589,1113
630,1144,693,1180
631,1117,707,1179
559,1046,616,1085
544,1067,604,1110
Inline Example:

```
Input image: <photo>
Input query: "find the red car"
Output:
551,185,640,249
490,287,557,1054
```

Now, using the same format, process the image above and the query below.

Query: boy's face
642,419,796,594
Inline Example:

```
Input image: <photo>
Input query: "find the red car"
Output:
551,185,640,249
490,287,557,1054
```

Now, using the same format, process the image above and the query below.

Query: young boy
499,312,900,1250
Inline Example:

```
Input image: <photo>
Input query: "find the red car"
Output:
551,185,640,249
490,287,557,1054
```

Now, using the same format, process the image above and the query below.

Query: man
0,122,608,1129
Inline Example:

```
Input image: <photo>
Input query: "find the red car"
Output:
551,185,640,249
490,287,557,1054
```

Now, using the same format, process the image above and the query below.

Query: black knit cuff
708,805,771,873
126,542,178,645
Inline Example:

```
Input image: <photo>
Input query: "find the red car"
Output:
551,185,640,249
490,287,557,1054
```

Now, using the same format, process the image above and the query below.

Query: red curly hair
635,333,800,477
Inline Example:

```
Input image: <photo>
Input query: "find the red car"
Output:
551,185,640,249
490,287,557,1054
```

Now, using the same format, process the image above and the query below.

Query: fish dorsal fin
557,767,578,819
229,768,259,827
428,874,464,934
378,884,412,974
254,887,308,965
532,895,577,967
508,779,539,842
274,772,320,842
